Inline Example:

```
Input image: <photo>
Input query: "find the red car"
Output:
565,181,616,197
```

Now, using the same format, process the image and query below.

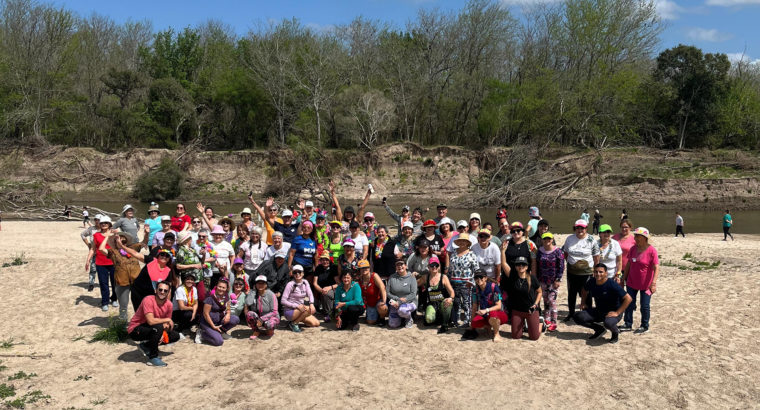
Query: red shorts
471,310,508,328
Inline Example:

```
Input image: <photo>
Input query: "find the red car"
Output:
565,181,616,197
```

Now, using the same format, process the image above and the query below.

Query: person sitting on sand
462,270,508,342
574,264,632,344
199,278,239,345
312,250,338,321
419,255,454,333
229,277,248,321
280,265,319,332
172,273,198,334
127,280,179,367
333,270,365,331
245,275,280,340
358,259,388,326
387,259,418,329
503,256,542,341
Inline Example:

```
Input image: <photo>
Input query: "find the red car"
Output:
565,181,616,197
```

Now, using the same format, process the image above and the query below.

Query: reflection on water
78,201,759,235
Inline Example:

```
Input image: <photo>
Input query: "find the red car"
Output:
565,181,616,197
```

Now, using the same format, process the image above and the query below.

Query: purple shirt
281,280,315,309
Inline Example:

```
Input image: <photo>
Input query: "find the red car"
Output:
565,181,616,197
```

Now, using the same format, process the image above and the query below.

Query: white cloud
706,0,760,6
685,27,733,42
305,22,336,33
655,0,685,20
726,52,760,65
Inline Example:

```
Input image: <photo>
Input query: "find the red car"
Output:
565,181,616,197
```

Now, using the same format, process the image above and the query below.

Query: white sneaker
405,318,415,329
178,333,186,341
194,332,202,344
101,305,109,312
112,300,119,308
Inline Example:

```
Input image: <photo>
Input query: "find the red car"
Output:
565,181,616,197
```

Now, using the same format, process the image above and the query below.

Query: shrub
91,317,128,344
133,158,183,202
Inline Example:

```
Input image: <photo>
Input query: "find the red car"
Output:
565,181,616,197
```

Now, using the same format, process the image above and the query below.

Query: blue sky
53,0,760,63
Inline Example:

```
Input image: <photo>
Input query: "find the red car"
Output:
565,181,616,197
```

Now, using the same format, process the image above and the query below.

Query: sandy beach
0,220,758,409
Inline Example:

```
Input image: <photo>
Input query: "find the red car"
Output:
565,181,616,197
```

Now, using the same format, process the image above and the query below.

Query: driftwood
0,353,52,359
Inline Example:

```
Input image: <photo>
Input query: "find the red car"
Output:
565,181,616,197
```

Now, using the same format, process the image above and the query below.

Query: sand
0,221,758,409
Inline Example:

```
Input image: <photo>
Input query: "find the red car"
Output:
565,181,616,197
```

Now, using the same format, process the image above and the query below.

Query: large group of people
80,186,660,367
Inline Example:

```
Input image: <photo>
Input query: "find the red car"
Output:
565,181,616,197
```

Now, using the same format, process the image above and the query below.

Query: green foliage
0,339,16,349
6,390,50,408
91,317,128,344
0,383,14,399
133,158,184,202
7,372,35,381
2,253,27,268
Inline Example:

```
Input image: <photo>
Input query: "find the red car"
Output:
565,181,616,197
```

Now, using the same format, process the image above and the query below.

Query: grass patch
0,383,15,399
0,339,17,349
1,253,28,268
6,390,50,408
74,375,92,382
91,317,128,344
90,398,108,406
7,372,36,381
670,254,721,271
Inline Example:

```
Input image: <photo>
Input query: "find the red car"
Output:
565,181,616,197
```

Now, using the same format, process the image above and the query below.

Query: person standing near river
592,210,602,235
722,210,734,241
675,212,685,237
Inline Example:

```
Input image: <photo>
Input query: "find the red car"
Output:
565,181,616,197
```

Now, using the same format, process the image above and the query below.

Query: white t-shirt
264,242,291,261
240,240,268,271
676,215,684,226
173,285,197,311
351,233,369,257
470,242,501,279
562,235,600,266
597,239,622,277
210,240,234,273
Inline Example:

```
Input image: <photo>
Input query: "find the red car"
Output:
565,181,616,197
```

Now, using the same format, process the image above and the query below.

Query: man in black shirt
575,263,632,344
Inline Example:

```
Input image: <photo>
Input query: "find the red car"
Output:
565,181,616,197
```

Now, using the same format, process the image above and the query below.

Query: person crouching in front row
574,263,632,344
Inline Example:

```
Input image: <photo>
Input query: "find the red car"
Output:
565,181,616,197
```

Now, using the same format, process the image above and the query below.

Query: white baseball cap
292,265,304,272
282,209,293,217
305,200,314,208
402,221,414,229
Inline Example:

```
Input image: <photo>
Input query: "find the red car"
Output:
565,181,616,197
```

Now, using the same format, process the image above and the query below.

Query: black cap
514,256,529,266
164,232,175,240
436,203,447,209
417,238,430,247
538,219,549,227
344,206,355,215
473,270,487,279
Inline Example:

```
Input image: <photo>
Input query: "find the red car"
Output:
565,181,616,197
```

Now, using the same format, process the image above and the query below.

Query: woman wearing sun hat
325,220,345,261
597,224,623,279
561,219,600,321
112,204,140,239
90,215,117,312
448,232,480,327
621,227,659,334
337,238,359,280
245,275,280,339
313,250,338,320
240,207,255,232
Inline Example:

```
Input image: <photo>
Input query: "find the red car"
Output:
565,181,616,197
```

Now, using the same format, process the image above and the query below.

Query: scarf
146,259,171,282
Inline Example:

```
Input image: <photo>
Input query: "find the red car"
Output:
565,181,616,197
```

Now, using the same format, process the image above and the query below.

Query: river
78,201,757,235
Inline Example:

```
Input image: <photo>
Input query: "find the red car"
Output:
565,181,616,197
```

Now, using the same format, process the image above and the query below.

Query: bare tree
351,89,396,150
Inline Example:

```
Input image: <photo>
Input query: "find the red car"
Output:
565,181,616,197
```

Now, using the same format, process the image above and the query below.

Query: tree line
1,0,758,152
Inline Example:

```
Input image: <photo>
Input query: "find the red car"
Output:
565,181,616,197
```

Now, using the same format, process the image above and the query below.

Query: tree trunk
315,103,321,146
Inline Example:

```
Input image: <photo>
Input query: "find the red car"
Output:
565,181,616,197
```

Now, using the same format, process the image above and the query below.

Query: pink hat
211,225,226,235
429,255,440,266
574,219,588,228
302,220,314,228
364,212,375,219
633,227,650,238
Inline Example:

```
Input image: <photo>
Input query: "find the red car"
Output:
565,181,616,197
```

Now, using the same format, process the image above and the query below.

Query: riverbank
0,221,757,408
1,144,760,210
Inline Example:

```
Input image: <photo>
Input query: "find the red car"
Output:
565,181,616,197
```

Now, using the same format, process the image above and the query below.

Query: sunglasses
234,283,244,287
542,237,552,240
157,288,169,294
192,220,201,224
430,264,440,268
198,235,207,238
574,226,587,229
364,219,374,222
510,229,523,234
222,222,231,225
176,206,184,209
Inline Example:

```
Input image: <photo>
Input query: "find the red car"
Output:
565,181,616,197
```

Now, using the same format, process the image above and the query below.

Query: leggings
566,274,591,317
337,305,365,329
575,309,621,334
451,281,472,325
88,255,97,285
200,315,240,346
246,310,280,331
424,302,452,326
171,309,197,332
129,323,180,359
511,310,541,340
114,285,131,321
388,303,416,328
96,265,116,307
723,226,733,240
540,282,558,322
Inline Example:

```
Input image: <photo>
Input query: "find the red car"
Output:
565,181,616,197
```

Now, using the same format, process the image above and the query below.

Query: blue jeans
96,265,116,307
624,287,651,329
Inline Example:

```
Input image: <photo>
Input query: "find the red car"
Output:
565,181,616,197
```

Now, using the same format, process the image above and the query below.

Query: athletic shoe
589,328,607,340
562,315,573,322
112,300,119,308
619,323,633,332
147,357,167,367
437,326,448,334
101,305,109,312
404,318,415,328
609,333,619,344
87,284,94,292
376,318,386,327
178,333,186,341
547,322,558,332
539,317,546,333
137,342,150,357
634,326,649,334
194,332,202,344
221,332,230,340
289,322,302,333
352,324,360,332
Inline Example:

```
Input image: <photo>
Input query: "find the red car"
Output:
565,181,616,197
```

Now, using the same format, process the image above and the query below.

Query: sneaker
634,326,649,334
221,333,231,340
437,326,448,334
376,318,386,327
101,305,109,312
404,318,415,329
323,316,331,323
289,322,302,333
619,323,633,332
194,332,202,344
112,300,119,308
547,322,558,332
137,342,150,357
178,333,186,341
147,357,167,367
609,333,619,344
589,328,607,340
352,324,360,332
87,284,94,292
539,317,546,333
562,315,573,322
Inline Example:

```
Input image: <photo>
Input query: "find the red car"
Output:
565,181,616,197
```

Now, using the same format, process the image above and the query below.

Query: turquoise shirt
723,214,732,228
334,282,363,307
146,217,162,245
